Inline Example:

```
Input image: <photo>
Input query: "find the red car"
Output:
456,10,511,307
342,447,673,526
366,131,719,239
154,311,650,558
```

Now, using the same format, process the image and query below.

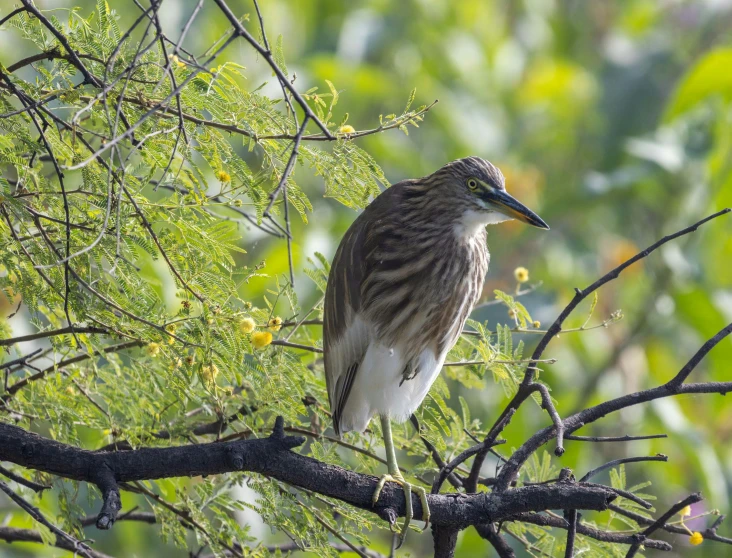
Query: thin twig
579,455,668,483
0,479,96,558
0,464,50,492
625,493,702,557
565,434,667,443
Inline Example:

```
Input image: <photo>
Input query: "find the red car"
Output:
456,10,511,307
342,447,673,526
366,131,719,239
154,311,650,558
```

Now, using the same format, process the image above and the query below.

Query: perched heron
323,157,548,540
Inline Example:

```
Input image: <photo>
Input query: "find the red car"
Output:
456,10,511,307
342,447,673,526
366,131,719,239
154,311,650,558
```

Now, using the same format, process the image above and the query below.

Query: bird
323,156,548,542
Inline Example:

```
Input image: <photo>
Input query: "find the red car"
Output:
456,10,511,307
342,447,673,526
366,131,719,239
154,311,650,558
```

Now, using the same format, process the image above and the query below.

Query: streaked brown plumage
322,157,548,538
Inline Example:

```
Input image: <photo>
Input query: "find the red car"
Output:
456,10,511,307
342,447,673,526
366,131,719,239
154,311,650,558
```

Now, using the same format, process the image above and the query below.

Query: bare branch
495,320,732,489
0,526,114,558
212,0,334,138
0,464,50,493
0,326,108,347
525,207,731,385
565,433,667,443
0,479,97,558
18,0,101,87
579,455,668,483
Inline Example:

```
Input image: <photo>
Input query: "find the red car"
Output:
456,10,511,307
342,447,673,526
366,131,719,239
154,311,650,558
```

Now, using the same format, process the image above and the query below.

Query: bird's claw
372,473,430,547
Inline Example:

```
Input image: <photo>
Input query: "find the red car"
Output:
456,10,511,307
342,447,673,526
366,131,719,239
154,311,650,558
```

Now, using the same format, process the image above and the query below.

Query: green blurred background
2,0,732,556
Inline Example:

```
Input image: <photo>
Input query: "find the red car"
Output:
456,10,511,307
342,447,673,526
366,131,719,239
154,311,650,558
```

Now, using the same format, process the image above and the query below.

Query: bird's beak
487,189,549,230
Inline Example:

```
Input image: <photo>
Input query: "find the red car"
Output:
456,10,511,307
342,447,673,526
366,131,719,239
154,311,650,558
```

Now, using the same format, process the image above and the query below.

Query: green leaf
404,88,416,112
582,291,598,328
665,48,732,120
273,34,288,77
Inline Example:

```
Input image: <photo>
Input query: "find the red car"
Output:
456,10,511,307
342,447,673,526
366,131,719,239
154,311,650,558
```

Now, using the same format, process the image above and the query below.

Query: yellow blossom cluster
201,364,219,386
678,505,704,545
338,124,356,135
251,331,272,349
165,323,176,344
238,313,280,349
689,532,703,545
168,53,185,68
146,342,160,357
239,317,256,334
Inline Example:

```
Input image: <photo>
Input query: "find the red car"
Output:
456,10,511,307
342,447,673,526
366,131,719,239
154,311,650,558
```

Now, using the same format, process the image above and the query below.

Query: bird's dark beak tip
532,218,550,230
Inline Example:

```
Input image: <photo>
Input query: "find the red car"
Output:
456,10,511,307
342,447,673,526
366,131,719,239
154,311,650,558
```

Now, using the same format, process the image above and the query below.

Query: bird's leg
372,415,430,546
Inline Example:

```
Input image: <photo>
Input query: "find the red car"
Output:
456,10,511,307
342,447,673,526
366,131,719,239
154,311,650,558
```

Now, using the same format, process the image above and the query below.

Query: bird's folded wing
323,215,371,434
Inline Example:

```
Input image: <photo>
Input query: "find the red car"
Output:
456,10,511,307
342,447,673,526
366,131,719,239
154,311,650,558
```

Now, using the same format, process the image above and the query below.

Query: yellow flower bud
679,505,691,518
65,386,75,395
201,364,219,385
216,170,231,183
338,124,356,135
268,316,283,332
532,320,541,328
232,199,243,207
689,532,703,545
251,331,272,349
514,267,529,283
239,317,256,334
146,342,161,357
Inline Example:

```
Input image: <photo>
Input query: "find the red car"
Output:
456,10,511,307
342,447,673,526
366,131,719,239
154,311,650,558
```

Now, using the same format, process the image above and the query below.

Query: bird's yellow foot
372,473,430,547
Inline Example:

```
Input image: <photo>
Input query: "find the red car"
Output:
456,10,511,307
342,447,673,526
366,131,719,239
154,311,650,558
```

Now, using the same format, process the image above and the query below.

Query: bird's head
431,157,549,231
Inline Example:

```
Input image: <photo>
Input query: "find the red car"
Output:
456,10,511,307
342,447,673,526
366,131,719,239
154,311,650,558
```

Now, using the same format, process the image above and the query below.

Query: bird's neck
453,209,501,240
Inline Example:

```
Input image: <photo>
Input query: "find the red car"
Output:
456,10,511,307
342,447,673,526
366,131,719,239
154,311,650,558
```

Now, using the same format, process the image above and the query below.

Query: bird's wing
323,213,372,436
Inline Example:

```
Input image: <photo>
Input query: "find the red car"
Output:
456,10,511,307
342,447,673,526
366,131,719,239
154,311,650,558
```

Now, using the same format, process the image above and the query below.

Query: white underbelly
338,342,447,433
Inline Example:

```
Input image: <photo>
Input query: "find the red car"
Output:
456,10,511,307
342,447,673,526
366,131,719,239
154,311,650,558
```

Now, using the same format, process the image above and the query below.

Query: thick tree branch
0,417,617,530
432,525,460,558
475,523,516,558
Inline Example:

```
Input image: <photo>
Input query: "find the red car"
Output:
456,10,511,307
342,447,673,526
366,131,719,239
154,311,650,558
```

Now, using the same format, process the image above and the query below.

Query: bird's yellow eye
467,179,478,191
